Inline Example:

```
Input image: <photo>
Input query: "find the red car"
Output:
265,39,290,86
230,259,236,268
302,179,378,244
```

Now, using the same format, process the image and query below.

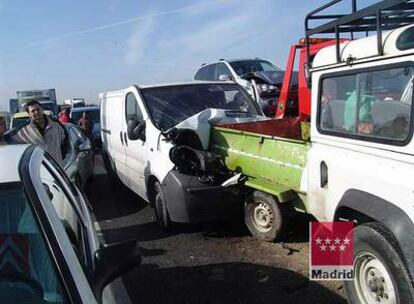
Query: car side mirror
77,140,92,152
219,74,232,81
127,119,146,141
92,240,141,302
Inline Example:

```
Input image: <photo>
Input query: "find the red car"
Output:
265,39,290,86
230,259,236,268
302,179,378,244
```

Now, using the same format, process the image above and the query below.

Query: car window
39,163,88,269
214,63,232,80
0,183,69,303
125,93,143,123
195,65,214,81
319,65,413,143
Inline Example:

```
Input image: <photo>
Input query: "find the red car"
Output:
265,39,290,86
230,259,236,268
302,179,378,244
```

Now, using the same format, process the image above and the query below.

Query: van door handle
120,131,124,145
320,161,328,188
124,132,128,146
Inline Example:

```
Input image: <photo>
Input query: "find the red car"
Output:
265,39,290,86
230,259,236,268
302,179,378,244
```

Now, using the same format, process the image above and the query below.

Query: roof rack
305,0,414,67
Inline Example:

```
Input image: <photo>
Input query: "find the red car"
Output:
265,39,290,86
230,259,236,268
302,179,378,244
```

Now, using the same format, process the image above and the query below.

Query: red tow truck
275,38,346,120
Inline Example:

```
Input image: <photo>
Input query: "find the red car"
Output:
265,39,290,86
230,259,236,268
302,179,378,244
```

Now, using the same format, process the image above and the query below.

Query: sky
0,0,378,111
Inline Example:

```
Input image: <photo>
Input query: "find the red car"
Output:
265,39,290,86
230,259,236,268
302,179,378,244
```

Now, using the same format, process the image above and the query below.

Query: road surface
87,156,347,304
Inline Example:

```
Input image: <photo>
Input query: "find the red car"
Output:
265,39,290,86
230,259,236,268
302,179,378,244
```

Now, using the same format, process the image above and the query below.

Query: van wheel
244,191,285,242
154,182,172,232
345,223,414,304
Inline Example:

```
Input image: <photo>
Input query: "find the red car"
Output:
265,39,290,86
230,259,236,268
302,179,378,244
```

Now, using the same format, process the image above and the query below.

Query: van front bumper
163,170,243,223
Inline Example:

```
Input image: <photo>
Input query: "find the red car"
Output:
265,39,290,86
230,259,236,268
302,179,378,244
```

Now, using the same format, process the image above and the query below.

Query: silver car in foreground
0,145,141,303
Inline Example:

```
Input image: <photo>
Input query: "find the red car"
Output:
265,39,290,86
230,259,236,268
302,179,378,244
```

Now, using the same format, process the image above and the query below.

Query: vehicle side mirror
219,74,232,81
77,140,92,152
127,119,146,141
92,240,141,302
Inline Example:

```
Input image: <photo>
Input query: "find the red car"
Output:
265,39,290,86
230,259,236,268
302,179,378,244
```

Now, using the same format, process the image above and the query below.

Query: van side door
123,90,149,200
102,92,128,185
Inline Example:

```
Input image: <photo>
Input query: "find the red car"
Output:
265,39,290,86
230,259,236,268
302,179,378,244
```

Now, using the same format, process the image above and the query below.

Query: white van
100,82,266,230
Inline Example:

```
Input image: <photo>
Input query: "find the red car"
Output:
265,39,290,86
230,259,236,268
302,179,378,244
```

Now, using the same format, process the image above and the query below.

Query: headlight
259,84,269,92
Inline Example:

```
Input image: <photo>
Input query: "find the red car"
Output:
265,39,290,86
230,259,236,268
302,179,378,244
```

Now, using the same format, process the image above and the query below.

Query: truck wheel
345,223,414,304
244,191,284,242
154,182,172,232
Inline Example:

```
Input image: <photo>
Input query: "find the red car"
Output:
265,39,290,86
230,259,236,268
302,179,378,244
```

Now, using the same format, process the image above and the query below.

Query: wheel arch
334,189,414,284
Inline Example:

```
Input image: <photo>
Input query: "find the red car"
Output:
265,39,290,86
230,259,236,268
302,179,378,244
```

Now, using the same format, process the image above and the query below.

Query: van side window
125,93,143,122
319,66,413,143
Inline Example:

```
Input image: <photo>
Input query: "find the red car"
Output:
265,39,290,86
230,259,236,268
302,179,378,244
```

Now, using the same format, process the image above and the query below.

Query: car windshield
71,109,100,124
141,84,260,131
40,104,54,112
0,183,68,304
12,117,29,129
230,60,285,84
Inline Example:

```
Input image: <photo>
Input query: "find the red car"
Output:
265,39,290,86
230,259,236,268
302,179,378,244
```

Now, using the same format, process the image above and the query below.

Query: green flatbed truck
210,118,310,241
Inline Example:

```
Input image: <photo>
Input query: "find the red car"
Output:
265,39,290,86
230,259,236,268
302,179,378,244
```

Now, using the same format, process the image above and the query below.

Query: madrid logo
310,222,354,280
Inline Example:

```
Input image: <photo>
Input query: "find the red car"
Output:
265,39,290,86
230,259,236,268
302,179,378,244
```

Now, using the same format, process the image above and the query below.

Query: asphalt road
86,156,347,304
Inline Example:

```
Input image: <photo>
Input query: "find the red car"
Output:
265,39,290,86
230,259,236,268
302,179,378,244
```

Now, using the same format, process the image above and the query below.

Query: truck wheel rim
252,202,274,233
354,251,396,304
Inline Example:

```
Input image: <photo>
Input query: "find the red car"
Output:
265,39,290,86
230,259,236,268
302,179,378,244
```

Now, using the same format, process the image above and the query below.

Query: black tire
345,223,414,304
154,182,172,232
244,191,285,242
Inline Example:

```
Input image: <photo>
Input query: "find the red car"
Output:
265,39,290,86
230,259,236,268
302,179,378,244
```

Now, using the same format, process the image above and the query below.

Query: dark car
63,123,94,188
5,122,94,189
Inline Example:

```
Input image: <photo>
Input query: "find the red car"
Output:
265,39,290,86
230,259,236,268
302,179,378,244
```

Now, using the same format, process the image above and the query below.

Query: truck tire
244,191,285,242
345,223,414,304
154,182,172,232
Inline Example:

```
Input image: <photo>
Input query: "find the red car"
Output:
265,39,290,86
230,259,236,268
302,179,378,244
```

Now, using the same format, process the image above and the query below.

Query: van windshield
141,84,260,131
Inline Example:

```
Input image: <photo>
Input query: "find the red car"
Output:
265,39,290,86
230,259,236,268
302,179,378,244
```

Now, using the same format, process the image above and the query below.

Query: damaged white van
100,82,266,230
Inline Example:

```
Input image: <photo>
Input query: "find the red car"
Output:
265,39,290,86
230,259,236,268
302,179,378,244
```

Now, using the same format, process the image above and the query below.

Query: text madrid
311,269,354,279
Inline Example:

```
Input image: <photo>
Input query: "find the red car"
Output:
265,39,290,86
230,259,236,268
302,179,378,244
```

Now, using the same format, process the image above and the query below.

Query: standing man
8,100,66,162
78,112,93,138
0,116,6,145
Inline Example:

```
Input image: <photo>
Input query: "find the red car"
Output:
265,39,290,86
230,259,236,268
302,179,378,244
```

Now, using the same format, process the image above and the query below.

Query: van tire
154,182,172,232
244,191,284,242
344,223,414,304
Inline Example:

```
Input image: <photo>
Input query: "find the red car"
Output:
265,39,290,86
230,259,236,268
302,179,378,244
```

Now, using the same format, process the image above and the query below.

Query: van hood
165,108,267,150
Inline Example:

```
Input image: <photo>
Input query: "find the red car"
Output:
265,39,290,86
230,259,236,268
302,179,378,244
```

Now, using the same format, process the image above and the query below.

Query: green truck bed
210,119,309,207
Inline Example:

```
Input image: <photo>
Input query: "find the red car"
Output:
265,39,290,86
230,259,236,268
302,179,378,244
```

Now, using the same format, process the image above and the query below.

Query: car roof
13,111,53,119
0,145,29,183
138,80,235,89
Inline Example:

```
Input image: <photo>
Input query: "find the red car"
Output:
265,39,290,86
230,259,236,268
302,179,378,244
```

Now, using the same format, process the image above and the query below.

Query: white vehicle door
308,63,414,221
123,90,149,199
104,92,128,185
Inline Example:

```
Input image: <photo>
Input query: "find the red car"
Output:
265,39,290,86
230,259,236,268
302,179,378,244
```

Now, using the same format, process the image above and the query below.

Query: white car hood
171,108,268,150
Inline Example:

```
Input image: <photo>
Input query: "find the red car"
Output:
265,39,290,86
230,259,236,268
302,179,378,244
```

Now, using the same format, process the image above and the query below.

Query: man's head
25,100,45,124
82,112,88,119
